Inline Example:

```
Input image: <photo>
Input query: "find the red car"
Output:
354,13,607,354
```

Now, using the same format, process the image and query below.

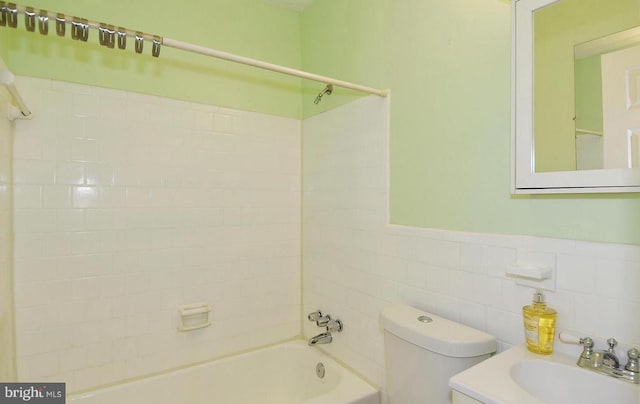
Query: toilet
380,305,497,404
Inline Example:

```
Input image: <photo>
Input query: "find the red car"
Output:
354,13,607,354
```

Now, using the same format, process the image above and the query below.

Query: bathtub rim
67,336,379,401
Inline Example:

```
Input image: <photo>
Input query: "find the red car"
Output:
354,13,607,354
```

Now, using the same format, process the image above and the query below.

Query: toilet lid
380,305,497,357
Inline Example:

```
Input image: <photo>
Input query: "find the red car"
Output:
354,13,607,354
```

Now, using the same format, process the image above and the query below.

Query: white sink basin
510,359,639,404
450,344,640,404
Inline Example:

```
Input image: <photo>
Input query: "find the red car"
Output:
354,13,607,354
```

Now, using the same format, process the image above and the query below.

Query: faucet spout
308,332,333,346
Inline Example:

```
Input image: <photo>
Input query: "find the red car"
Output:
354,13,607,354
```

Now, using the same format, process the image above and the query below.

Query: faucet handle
579,337,594,349
326,319,343,333
308,310,323,322
577,337,594,368
607,338,618,352
315,314,331,327
626,348,639,373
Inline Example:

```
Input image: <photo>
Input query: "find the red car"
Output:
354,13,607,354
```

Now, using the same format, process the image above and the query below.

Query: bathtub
68,339,379,404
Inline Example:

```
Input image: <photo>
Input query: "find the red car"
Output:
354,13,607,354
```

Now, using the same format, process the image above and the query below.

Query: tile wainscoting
302,95,640,389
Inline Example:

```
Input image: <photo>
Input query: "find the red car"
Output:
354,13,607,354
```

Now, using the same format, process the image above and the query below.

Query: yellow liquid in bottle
523,302,557,354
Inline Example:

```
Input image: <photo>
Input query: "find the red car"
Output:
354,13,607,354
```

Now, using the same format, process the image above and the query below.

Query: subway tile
13,133,44,160
71,138,100,162
72,186,99,208
59,347,88,373
13,233,42,259
56,209,85,232
13,160,56,184
42,233,72,257
25,352,60,378
574,294,618,337
69,232,102,255
556,254,597,294
56,162,85,185
14,185,42,209
14,209,57,233
85,163,114,186
42,185,72,209
595,258,640,302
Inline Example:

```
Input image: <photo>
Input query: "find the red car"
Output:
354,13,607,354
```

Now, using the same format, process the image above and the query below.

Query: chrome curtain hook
38,9,48,35
55,13,65,36
117,27,127,49
24,6,36,32
71,18,80,40
71,18,88,41
134,32,143,54
152,35,162,58
6,2,17,28
106,25,115,48
80,19,89,41
0,2,6,27
98,23,108,45
99,24,115,48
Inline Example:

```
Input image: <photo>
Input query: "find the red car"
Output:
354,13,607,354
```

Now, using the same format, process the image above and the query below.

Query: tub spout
308,332,333,346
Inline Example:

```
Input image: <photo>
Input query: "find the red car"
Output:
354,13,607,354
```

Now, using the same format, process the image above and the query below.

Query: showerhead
314,84,333,104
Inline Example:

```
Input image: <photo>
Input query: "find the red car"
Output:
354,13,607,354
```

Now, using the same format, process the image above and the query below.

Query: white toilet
380,305,497,404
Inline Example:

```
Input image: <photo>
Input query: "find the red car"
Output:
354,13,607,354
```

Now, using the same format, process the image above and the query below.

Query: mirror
513,0,640,193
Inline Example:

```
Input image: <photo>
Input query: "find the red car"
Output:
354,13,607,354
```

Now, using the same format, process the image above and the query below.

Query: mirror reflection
533,0,640,173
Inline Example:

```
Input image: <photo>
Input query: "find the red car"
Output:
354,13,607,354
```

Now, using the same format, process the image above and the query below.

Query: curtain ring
105,25,115,48
152,36,162,58
6,2,17,28
55,13,65,36
38,9,48,35
0,2,7,27
71,19,80,40
99,24,115,48
71,18,88,41
98,23,108,46
24,6,36,32
134,32,144,54
117,27,127,49
81,20,89,41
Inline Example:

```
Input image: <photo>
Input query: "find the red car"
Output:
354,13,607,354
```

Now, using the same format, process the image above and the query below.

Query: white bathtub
68,339,379,404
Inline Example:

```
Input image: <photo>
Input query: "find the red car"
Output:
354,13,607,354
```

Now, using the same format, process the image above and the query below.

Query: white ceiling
263,0,316,12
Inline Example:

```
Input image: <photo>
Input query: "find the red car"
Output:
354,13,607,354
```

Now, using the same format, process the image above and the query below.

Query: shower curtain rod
0,55,31,118
0,2,389,98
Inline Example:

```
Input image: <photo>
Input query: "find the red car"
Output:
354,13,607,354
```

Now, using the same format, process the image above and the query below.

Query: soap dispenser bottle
522,290,557,354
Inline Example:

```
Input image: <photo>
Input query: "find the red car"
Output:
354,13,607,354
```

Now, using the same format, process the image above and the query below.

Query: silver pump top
533,290,545,304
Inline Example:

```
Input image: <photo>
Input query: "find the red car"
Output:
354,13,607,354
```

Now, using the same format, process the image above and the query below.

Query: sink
450,344,640,404
510,359,639,404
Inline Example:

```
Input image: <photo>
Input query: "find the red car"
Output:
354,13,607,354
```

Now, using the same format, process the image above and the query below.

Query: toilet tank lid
380,305,497,358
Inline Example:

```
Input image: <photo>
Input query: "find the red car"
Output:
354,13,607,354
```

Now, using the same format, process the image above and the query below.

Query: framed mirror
513,0,640,193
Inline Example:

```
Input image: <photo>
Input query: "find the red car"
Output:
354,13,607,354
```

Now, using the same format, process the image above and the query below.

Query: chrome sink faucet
577,336,639,384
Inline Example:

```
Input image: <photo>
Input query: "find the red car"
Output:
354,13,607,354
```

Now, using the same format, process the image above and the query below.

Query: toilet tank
380,305,496,404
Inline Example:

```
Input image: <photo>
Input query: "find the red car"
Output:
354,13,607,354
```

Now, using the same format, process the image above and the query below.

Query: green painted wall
301,0,640,245
574,54,603,134
3,0,640,244
533,0,640,172
1,0,302,118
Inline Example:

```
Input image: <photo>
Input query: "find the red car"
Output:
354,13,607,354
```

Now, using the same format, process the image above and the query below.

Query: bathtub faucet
308,332,333,346
308,319,343,346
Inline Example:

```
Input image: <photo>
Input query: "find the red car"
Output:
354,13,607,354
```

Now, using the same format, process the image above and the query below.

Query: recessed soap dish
505,262,556,291
178,303,211,332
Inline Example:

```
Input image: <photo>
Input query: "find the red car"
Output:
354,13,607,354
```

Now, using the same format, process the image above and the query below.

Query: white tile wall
0,87,16,381
12,77,301,392
302,96,640,391
9,78,640,397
